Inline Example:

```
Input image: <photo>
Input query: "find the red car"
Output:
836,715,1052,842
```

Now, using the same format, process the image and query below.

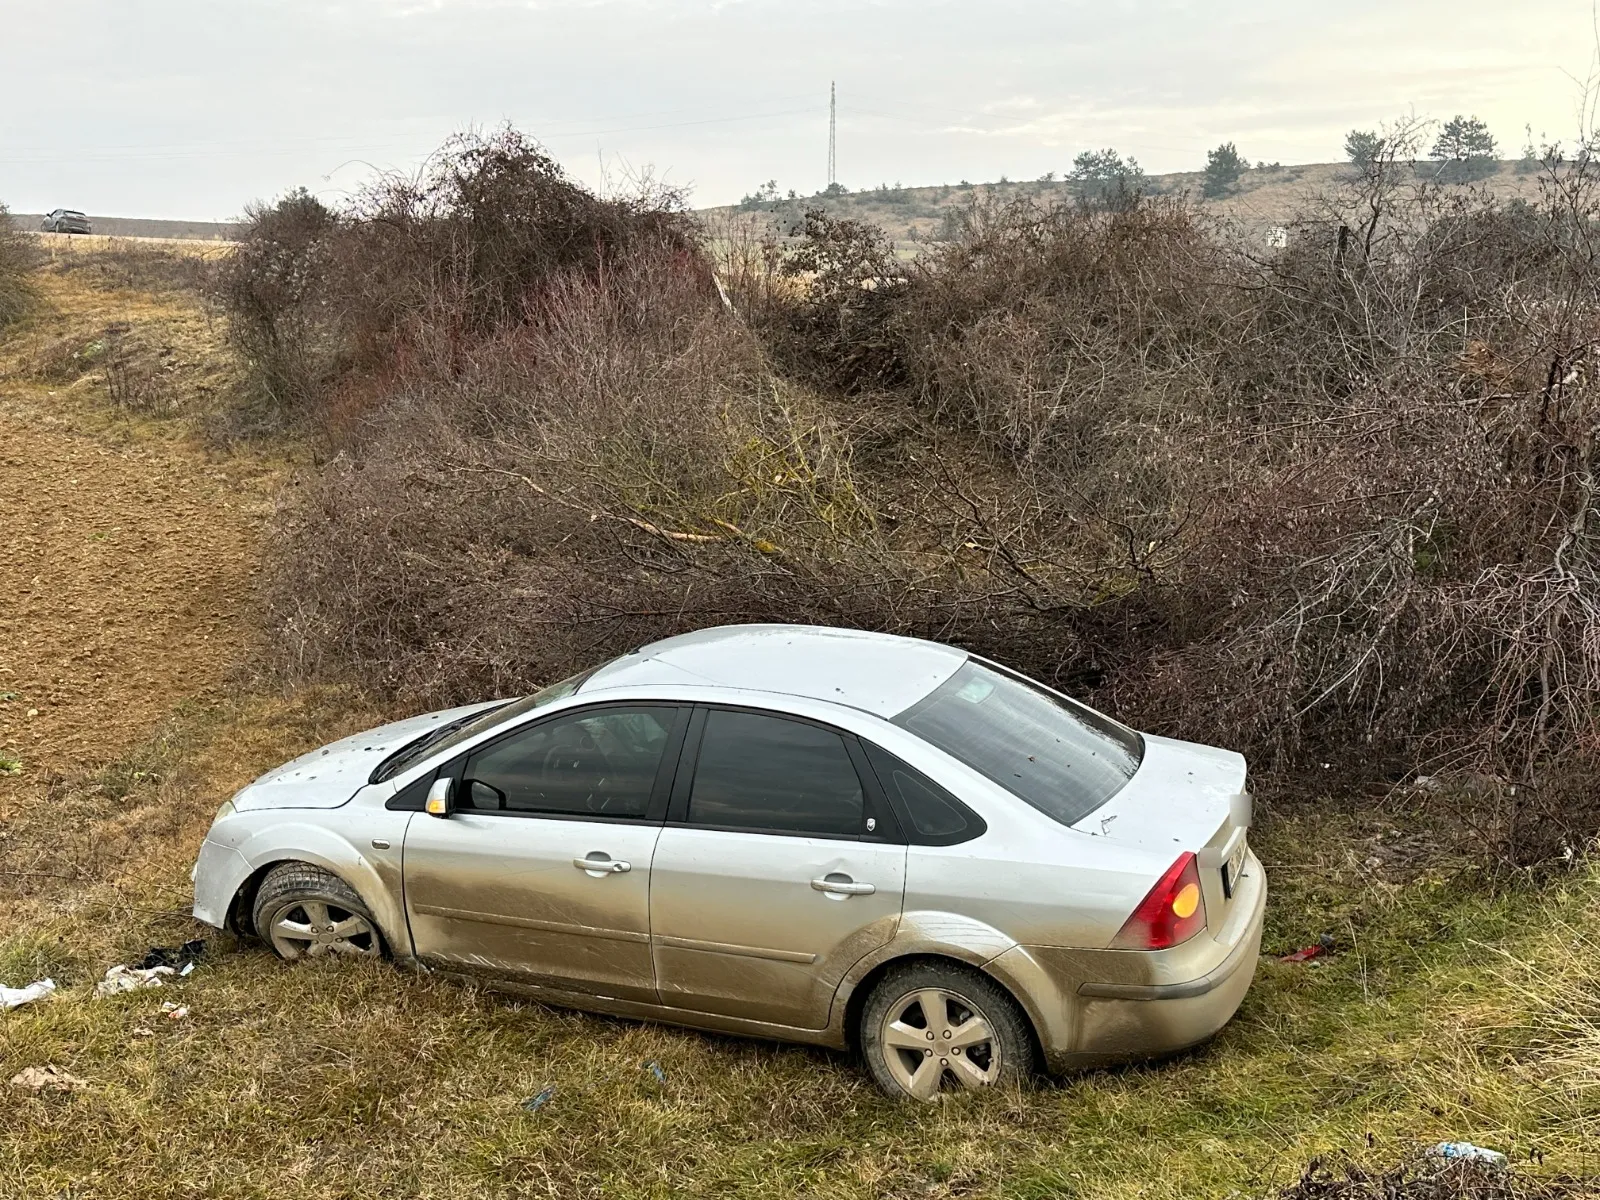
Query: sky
1,0,1597,220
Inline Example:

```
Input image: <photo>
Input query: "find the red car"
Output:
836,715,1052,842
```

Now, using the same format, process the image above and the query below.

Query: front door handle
811,875,875,896
574,855,631,874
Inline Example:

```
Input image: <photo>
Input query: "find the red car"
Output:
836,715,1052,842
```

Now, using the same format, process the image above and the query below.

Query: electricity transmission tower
828,81,837,188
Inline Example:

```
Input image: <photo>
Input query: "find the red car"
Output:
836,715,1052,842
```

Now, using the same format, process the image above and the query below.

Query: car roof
580,624,969,718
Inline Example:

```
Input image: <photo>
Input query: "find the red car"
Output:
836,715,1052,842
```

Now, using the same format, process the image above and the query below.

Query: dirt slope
0,268,265,782
0,418,258,770
0,252,295,949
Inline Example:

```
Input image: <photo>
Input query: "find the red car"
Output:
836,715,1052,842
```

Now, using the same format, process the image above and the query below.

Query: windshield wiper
371,711,490,783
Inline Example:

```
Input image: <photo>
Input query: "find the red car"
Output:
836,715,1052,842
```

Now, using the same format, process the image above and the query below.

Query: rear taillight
1110,852,1207,950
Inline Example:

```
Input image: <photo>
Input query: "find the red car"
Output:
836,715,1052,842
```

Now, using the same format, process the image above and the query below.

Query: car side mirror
465,779,507,811
425,777,455,818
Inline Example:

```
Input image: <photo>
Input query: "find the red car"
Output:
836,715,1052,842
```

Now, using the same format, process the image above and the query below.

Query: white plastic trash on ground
1428,1142,1509,1169
93,964,175,998
1,979,56,1010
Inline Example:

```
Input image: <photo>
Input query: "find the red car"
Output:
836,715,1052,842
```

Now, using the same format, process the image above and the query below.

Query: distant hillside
703,160,1549,247
10,213,238,241
5,159,1551,247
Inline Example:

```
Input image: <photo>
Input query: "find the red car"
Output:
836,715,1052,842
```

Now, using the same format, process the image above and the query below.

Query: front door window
463,707,675,818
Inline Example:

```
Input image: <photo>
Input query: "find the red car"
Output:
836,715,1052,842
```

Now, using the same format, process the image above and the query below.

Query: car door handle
573,856,631,874
811,876,875,896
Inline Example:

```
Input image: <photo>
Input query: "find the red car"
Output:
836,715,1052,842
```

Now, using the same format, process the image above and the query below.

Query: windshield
370,668,594,782
892,659,1143,827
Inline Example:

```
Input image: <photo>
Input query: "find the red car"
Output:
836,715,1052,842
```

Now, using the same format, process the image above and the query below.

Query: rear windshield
892,659,1143,827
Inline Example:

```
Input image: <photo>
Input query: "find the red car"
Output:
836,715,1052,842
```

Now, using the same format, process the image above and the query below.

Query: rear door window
892,660,1142,826
685,709,868,837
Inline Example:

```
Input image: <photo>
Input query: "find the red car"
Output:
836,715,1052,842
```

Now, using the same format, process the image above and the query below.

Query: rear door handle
811,876,875,896
574,856,631,874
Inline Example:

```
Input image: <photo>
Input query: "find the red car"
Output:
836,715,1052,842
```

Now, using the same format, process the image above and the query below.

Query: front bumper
192,837,252,929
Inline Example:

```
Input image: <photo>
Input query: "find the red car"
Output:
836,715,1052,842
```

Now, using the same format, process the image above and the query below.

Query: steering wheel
540,729,614,811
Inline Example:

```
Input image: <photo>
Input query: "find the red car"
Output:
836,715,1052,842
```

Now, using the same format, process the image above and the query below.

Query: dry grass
0,235,243,435
5,703,1600,1198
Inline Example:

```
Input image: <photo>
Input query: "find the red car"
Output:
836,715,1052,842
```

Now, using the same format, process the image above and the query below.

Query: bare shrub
759,208,907,390
212,187,337,419
760,141,1600,861
101,324,176,414
241,125,1600,865
215,131,701,436
893,195,1236,464
0,202,42,328
267,246,1083,701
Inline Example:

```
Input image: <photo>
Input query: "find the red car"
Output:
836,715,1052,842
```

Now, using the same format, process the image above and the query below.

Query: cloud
0,0,1593,216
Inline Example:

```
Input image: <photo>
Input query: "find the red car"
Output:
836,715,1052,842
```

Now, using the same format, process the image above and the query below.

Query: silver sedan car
193,625,1264,1099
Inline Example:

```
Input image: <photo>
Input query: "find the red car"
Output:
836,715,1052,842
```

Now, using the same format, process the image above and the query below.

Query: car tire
251,862,385,962
859,960,1038,1100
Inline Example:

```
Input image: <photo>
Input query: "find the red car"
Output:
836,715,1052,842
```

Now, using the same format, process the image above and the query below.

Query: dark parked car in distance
41,209,91,234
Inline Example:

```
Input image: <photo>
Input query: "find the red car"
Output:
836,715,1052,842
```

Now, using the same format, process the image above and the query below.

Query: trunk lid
1072,733,1253,921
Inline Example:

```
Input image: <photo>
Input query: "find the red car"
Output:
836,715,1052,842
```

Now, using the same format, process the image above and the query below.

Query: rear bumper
1077,925,1258,1000
1061,916,1262,1068
990,849,1267,1074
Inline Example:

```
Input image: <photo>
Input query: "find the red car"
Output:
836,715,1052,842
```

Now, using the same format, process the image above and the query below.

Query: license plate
1223,839,1248,898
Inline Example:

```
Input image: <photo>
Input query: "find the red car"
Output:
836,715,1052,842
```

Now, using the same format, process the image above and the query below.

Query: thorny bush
226,127,1600,864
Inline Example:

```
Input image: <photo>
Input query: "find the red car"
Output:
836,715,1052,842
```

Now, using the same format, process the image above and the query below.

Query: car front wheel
251,862,384,961
859,961,1037,1100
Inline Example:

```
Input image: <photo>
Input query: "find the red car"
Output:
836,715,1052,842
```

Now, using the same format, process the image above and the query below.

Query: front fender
217,822,410,956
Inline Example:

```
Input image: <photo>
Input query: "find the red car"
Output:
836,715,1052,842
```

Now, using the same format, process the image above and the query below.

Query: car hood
1070,733,1249,852
230,701,505,811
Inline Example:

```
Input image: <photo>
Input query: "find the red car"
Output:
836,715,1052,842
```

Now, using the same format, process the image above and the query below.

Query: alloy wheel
878,986,1002,1099
266,899,380,960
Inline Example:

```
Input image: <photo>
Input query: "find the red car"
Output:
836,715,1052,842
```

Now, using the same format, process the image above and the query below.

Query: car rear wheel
859,961,1037,1100
251,862,384,961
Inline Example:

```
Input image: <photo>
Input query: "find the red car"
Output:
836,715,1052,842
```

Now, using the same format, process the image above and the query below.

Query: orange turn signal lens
1111,852,1208,950
1172,881,1201,920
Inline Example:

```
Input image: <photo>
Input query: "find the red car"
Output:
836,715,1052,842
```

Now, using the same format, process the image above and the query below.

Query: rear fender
829,911,1051,1047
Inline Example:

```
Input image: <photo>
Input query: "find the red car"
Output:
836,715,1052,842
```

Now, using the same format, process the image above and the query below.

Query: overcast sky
2,0,1597,219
